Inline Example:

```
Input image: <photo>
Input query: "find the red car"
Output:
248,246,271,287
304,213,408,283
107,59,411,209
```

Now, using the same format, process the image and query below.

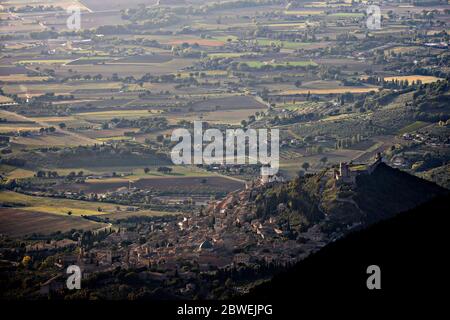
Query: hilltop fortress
334,153,383,185
210,153,384,221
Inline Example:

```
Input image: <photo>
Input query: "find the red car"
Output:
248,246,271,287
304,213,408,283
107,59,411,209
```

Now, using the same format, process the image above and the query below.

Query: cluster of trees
335,134,364,149
35,170,59,178
35,170,85,179
254,174,322,228
412,80,450,122
122,6,176,22
157,166,173,174
39,127,56,134
8,5,62,13
193,0,284,15
236,62,318,72
267,112,317,126
2,143,170,171
103,117,169,133
30,30,58,40
364,76,424,89
118,6,178,31
79,229,114,249
28,93,74,104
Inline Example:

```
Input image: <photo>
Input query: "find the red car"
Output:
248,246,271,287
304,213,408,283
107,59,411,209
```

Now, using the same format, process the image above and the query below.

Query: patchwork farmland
0,1,449,303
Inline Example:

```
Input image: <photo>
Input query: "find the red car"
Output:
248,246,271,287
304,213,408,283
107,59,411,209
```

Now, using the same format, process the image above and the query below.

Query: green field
254,38,315,49
75,109,162,121
244,60,318,69
0,191,129,216
328,12,364,18
18,59,72,65
398,121,430,134
208,52,254,59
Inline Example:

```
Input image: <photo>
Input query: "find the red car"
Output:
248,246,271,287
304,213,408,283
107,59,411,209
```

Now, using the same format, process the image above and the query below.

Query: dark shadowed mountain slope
245,194,450,303
353,163,448,223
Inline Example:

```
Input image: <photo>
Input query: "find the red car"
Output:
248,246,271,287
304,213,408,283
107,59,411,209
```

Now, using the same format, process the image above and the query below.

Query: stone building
334,153,383,185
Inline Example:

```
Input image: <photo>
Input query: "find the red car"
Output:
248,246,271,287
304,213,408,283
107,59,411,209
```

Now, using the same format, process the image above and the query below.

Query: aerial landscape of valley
0,0,448,309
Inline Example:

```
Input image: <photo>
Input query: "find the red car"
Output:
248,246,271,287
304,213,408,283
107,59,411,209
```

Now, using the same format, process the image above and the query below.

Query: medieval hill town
0,0,449,301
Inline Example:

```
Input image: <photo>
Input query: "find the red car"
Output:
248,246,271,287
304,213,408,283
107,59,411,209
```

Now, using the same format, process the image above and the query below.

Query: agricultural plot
12,132,93,147
208,53,257,59
383,75,443,84
263,22,308,29
82,129,138,140
0,110,32,121
0,208,106,237
18,59,73,65
42,164,211,179
0,191,131,216
328,12,364,18
0,19,44,34
108,55,174,64
66,57,114,65
0,75,50,83
28,115,93,129
59,176,244,195
280,86,379,95
36,10,127,31
188,95,267,112
398,121,430,134
56,58,196,77
1,0,92,11
164,38,225,47
80,0,157,11
243,60,318,69
1,167,36,180
384,46,424,55
253,38,318,50
284,10,325,16
0,66,30,75
75,109,162,121
280,147,366,177
0,124,42,133
314,58,375,72
2,81,122,96
0,95,14,103
104,209,178,222
170,108,264,125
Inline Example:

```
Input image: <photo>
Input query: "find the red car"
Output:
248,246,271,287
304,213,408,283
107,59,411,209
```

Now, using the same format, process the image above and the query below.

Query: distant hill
258,161,448,233
418,163,450,190
307,161,448,231
353,163,447,223
245,194,450,303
